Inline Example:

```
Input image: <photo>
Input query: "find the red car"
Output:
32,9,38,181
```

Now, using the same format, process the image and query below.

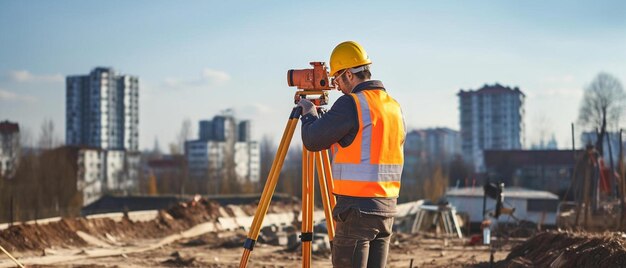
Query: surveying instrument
239,62,337,268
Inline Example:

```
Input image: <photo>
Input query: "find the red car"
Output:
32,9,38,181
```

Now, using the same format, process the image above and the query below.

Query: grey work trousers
331,208,395,268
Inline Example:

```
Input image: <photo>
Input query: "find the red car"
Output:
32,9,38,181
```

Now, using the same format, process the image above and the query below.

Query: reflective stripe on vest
332,163,403,182
332,90,404,198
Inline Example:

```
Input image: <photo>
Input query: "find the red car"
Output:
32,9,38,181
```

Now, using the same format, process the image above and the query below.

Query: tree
38,118,59,150
423,165,448,202
578,72,626,155
153,137,162,155
170,119,192,155
220,116,238,194
448,155,471,187
259,135,276,189
148,173,158,195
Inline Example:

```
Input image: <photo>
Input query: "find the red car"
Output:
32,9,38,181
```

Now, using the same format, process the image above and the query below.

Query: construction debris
161,251,199,267
493,231,626,267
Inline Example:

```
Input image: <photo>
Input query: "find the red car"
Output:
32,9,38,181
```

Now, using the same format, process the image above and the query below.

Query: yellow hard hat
329,41,372,77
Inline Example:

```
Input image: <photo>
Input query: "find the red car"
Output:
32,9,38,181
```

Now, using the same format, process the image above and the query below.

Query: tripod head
287,62,334,106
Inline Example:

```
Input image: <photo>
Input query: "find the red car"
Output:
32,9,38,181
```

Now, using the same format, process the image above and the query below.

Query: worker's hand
297,99,318,117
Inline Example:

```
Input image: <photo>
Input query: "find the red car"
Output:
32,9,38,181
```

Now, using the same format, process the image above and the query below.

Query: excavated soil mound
0,196,295,253
495,231,626,268
0,219,89,252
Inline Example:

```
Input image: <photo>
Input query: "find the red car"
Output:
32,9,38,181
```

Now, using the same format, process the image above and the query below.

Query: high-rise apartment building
458,84,525,172
66,67,140,193
66,67,139,151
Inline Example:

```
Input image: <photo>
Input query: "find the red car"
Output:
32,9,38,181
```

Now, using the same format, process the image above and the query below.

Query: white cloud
163,68,231,89
7,70,63,83
202,68,231,84
0,88,37,103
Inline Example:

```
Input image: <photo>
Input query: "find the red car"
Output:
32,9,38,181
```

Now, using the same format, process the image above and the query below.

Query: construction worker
298,41,405,268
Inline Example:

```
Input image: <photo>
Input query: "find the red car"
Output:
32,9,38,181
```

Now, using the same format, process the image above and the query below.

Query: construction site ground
3,232,508,267
3,228,510,268
3,197,626,267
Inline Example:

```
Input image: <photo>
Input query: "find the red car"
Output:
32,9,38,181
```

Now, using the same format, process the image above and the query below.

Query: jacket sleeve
300,95,358,151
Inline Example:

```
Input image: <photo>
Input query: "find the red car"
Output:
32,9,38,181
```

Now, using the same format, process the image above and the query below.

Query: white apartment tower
66,67,139,193
0,121,20,179
66,67,139,151
458,84,525,172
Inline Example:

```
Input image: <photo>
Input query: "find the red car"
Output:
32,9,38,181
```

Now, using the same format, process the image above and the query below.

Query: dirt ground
5,197,626,267
20,231,513,268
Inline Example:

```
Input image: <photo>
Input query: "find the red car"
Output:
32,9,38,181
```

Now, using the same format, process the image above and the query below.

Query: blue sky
1,1,625,150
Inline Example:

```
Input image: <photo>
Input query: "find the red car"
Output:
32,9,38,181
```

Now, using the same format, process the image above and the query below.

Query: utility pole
9,195,14,227
572,123,576,160
482,175,489,222
618,129,625,230
607,131,617,197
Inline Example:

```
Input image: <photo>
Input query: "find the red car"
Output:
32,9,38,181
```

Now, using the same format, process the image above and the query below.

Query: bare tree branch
578,72,625,154
38,118,59,150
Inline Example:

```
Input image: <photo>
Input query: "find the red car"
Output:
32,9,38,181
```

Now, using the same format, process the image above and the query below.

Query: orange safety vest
331,89,405,198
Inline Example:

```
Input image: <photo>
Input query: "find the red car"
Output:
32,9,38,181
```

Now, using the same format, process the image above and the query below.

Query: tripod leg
321,150,336,209
239,107,301,268
301,148,314,268
315,151,335,241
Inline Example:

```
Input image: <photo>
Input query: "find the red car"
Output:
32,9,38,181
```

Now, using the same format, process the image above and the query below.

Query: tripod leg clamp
299,232,313,242
243,238,256,251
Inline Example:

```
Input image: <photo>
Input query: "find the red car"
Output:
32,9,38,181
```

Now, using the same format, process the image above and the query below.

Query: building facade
77,148,104,205
0,121,20,179
72,146,139,204
66,67,139,193
484,149,579,196
66,67,139,151
458,84,525,172
186,113,259,193
403,128,461,177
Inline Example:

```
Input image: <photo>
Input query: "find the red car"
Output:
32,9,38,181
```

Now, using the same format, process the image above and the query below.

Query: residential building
402,127,461,179
198,116,251,143
458,84,525,172
530,134,558,150
37,146,106,206
65,67,140,192
238,120,251,142
235,141,259,182
403,130,426,182
77,147,104,205
0,121,20,178
66,67,139,151
198,120,213,141
401,128,461,200
483,149,579,195
72,146,139,203
186,140,259,183
186,113,260,193
144,154,186,195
